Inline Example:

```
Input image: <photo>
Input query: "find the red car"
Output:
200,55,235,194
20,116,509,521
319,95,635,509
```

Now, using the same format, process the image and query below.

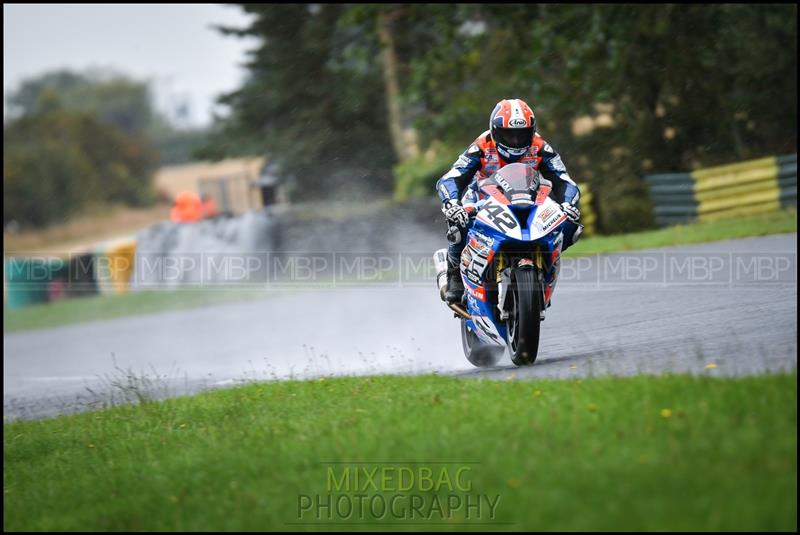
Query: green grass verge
4,209,796,333
2,286,290,333
569,207,796,256
3,372,796,531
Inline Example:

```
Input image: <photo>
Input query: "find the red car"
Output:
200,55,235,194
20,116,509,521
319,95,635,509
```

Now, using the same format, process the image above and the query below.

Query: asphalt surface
4,233,797,420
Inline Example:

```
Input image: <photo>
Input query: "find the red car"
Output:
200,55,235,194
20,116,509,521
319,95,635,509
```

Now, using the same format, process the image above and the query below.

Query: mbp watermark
6,250,794,291
294,462,503,525
557,251,796,287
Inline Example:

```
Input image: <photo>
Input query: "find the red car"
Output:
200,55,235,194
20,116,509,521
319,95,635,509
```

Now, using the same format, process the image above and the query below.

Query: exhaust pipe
448,303,470,319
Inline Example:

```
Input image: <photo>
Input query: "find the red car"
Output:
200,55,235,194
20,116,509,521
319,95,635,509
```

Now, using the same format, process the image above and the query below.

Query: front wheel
461,319,504,367
506,267,542,366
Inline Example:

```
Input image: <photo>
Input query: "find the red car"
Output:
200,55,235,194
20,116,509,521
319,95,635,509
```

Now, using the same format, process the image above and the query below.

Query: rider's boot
444,259,465,305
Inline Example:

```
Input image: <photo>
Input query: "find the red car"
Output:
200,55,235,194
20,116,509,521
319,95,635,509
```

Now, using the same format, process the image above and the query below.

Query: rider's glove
561,202,581,223
442,199,469,228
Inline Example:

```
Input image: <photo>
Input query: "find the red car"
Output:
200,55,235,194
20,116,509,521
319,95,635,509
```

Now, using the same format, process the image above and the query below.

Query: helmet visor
494,127,534,150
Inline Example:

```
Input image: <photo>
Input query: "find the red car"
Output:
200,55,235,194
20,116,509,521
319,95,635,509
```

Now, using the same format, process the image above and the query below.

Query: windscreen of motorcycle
483,162,539,205
476,163,566,241
475,162,539,239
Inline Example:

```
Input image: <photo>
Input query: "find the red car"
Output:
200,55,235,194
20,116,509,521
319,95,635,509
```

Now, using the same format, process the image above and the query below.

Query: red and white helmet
489,98,536,161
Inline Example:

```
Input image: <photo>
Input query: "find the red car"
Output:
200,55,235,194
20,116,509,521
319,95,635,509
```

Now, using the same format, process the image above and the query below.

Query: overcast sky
3,4,258,127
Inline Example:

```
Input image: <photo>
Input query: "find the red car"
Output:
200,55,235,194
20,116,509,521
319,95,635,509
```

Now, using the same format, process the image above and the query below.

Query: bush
3,107,157,228
595,177,656,234
393,141,460,201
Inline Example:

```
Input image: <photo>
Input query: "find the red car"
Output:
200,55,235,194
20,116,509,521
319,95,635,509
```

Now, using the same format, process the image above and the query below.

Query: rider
436,98,582,304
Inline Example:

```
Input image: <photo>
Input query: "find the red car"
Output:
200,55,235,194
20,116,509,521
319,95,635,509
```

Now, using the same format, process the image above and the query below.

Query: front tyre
461,319,504,367
506,267,542,366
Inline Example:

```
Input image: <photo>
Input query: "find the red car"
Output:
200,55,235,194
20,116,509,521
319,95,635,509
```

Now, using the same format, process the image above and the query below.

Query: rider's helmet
489,98,536,162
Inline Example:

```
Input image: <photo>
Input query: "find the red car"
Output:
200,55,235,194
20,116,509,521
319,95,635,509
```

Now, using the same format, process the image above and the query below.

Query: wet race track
4,233,797,419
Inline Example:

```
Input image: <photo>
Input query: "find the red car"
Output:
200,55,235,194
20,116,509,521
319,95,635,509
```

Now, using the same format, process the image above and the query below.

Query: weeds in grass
83,354,185,411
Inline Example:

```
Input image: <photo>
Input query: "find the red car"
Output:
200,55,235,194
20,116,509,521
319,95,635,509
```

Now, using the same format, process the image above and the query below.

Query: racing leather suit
436,130,581,269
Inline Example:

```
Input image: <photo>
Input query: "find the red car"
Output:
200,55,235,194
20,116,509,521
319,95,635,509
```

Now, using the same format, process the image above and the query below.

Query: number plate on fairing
476,198,522,239
461,232,495,285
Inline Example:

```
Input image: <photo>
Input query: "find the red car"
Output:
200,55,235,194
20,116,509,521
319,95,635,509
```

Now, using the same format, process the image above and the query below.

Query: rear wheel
461,319,504,367
506,267,542,366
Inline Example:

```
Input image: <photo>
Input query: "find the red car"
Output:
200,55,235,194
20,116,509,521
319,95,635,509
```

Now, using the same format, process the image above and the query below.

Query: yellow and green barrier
579,184,596,236
94,237,137,295
4,237,137,310
645,154,797,227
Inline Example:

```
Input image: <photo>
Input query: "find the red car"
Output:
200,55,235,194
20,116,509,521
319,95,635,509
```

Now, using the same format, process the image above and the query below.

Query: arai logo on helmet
508,118,528,127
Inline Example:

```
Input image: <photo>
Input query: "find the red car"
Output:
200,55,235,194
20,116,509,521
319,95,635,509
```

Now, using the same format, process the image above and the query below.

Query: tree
206,5,796,231
6,69,154,134
530,5,797,230
394,4,796,231
200,4,395,200
6,68,210,166
4,100,158,228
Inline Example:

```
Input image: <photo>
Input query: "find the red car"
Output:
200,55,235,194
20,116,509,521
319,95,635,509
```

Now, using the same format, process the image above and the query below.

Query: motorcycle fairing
461,193,566,346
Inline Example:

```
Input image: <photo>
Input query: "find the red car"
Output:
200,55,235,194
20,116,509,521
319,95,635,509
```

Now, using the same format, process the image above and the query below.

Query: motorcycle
434,162,577,367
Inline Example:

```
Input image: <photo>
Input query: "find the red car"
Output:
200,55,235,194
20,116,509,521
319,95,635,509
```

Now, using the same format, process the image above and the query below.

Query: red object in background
47,279,66,302
202,195,219,218
170,192,203,223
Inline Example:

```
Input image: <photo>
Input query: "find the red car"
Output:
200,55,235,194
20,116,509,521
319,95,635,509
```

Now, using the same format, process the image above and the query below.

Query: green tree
396,4,796,231
6,68,210,165
535,5,796,231
7,69,153,134
207,5,796,232
4,100,158,228
200,4,395,200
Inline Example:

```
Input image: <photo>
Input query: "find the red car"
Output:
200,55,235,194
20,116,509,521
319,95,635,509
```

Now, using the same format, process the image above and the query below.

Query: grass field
3,372,796,531
4,208,796,333
569,207,797,256
3,286,290,333
2,203,171,255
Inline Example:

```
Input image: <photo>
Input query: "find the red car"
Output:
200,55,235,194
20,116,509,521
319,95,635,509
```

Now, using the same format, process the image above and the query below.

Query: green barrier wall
4,256,69,310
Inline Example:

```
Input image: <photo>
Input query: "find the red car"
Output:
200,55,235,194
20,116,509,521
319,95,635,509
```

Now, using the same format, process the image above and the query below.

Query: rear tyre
461,319,504,367
506,267,542,366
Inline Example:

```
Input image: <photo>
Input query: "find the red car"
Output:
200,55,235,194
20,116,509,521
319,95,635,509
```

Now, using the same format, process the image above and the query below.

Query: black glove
442,199,469,228
560,202,581,223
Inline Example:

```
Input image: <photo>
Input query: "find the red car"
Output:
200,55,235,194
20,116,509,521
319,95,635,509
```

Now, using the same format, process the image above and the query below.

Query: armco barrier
645,154,797,227
778,154,798,207
644,172,697,227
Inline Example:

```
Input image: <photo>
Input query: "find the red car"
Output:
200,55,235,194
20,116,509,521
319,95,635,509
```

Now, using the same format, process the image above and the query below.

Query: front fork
496,248,560,321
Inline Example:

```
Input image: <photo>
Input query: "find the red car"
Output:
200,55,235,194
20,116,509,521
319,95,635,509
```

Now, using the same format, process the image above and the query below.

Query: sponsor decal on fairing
473,315,504,346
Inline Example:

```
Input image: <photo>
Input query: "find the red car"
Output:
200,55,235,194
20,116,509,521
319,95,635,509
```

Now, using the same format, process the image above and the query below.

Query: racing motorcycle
434,162,576,367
